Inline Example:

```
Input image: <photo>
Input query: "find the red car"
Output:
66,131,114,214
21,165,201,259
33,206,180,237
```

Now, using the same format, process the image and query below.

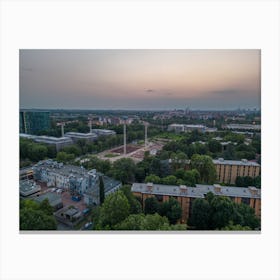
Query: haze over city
20,49,261,110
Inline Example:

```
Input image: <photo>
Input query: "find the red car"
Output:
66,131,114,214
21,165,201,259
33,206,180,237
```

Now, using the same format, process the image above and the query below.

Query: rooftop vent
214,184,222,193
179,185,187,195
147,182,153,192
248,186,258,195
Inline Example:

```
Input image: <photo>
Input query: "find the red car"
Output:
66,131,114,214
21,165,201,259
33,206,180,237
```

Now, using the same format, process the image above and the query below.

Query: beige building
132,183,261,224
213,158,260,185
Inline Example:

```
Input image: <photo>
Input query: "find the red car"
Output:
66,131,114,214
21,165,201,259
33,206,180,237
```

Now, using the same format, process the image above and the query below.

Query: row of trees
92,187,186,230
189,192,260,230
235,176,261,188
90,185,260,231
161,130,260,161
144,168,200,187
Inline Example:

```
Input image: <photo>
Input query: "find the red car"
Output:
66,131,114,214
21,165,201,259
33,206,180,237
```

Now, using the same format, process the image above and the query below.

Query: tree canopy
20,199,57,230
189,193,260,230
190,154,217,184
98,190,130,228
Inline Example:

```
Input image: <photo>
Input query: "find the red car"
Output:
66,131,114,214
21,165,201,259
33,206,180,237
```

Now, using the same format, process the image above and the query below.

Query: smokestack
144,123,148,148
123,122,126,154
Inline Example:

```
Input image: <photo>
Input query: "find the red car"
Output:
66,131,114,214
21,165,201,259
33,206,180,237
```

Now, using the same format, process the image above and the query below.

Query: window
241,197,250,205
155,194,163,202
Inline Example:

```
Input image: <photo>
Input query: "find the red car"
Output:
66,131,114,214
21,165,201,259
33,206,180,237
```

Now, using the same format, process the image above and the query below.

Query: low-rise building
33,136,73,151
224,124,261,131
91,129,116,136
65,132,98,143
168,124,207,133
33,160,121,206
20,134,73,151
20,167,34,180
132,183,261,223
33,192,63,210
20,180,41,197
213,158,261,185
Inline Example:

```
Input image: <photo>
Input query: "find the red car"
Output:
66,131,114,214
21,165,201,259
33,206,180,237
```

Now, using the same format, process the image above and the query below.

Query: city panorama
19,49,261,231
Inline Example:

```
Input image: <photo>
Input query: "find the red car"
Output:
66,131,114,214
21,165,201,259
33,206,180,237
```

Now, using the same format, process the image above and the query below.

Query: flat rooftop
213,158,260,166
132,183,261,199
33,192,62,206
91,129,116,134
34,136,73,143
225,124,261,130
65,132,98,138
20,180,41,197
34,160,92,178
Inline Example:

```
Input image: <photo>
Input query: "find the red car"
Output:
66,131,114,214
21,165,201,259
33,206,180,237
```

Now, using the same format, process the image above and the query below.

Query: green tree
39,199,54,216
144,197,159,215
208,139,222,153
115,214,145,230
62,145,82,157
162,175,178,185
111,158,136,184
115,213,176,230
222,221,251,230
190,154,216,184
20,199,57,230
20,209,57,230
159,197,182,224
30,144,48,161
210,196,235,229
188,198,212,229
120,185,142,214
99,176,105,204
140,213,169,230
184,169,200,187
98,190,130,228
135,167,146,182
145,174,161,184
233,203,260,229
56,152,75,163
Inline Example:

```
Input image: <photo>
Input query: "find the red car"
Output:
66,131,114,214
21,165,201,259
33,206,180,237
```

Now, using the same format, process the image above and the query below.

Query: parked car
83,222,93,230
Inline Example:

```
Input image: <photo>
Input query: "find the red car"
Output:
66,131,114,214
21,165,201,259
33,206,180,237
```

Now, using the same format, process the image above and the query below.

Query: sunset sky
20,49,261,110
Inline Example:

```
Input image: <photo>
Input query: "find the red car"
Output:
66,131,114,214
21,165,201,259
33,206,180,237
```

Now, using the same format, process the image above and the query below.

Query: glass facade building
20,110,51,134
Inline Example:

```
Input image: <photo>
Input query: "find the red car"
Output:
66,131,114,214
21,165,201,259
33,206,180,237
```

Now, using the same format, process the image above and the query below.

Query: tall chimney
123,122,126,154
144,123,148,149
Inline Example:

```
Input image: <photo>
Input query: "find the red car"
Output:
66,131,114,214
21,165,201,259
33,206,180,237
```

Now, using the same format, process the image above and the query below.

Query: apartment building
132,183,261,223
213,158,261,184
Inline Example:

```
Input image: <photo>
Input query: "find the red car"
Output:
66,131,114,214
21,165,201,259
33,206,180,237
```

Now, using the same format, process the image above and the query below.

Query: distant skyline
20,49,261,110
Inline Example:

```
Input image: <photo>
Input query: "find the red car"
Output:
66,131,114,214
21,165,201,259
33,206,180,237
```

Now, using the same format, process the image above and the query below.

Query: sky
20,49,261,110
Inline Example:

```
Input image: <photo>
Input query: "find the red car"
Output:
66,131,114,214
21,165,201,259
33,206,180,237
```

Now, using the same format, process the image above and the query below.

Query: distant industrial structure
223,124,261,131
132,182,261,223
32,160,121,205
167,124,217,133
20,110,51,134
